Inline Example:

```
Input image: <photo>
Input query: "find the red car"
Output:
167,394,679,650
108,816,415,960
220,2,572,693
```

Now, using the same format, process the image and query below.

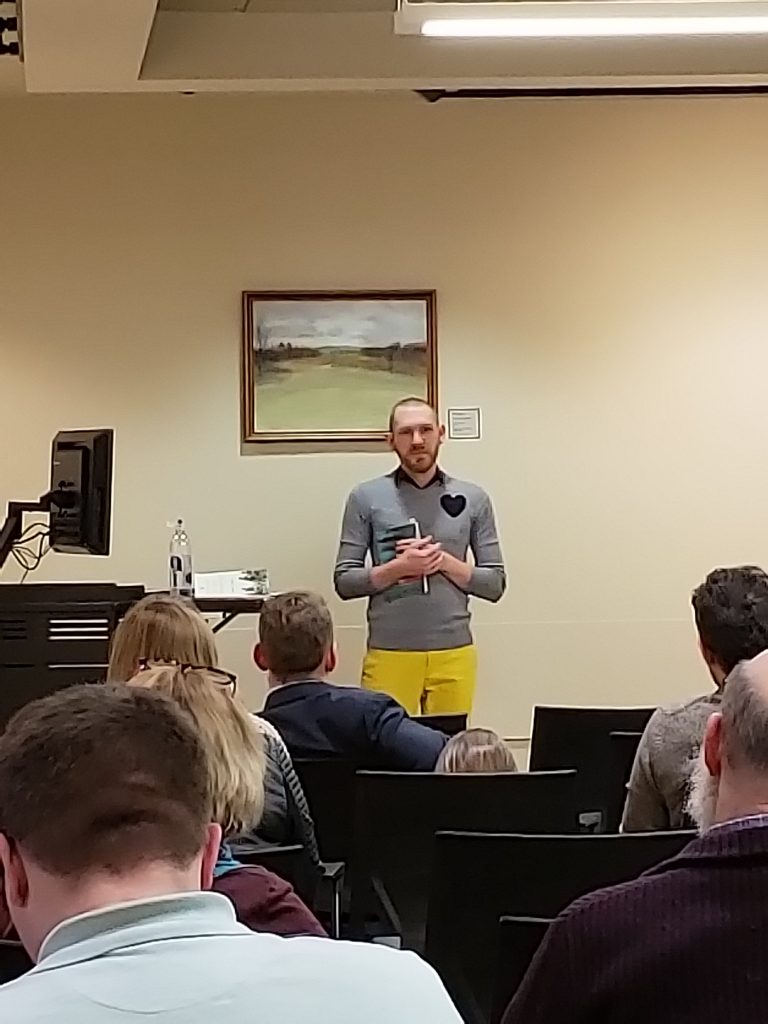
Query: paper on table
193,569,269,598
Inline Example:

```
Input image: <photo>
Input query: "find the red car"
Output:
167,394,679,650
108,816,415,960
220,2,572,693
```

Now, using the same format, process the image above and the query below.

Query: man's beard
685,752,719,835
401,449,438,474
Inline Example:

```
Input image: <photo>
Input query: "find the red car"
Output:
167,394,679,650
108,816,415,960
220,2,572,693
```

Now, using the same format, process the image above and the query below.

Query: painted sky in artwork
255,299,427,349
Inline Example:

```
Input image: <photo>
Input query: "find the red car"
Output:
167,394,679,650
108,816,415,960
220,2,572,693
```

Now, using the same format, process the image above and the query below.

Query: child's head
435,728,517,774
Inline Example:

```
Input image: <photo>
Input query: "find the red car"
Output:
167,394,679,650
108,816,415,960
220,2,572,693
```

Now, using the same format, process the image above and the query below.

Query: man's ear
703,712,724,778
253,643,268,672
438,423,446,444
200,824,222,891
0,834,29,909
324,642,338,675
386,432,395,452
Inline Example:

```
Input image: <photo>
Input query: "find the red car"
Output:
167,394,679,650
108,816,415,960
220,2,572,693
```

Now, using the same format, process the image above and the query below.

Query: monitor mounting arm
0,491,72,572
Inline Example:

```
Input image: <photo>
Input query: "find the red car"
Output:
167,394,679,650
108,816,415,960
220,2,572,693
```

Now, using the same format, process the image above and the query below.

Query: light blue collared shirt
0,891,460,1023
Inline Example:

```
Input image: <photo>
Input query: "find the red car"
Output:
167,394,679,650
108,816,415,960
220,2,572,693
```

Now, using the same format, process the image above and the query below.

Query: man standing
334,397,505,715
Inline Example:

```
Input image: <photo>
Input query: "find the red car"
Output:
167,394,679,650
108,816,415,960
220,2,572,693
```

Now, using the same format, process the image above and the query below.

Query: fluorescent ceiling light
421,14,768,35
396,0,768,38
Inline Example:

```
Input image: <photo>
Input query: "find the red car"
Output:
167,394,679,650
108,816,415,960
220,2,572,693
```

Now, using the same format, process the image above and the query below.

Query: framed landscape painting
241,290,437,443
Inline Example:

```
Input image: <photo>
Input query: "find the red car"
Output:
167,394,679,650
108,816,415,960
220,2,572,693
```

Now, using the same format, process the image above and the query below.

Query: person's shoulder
324,683,407,722
267,936,458,1013
252,713,287,745
0,970,63,1018
348,474,397,501
649,693,719,734
554,869,672,939
657,692,719,716
443,474,492,503
326,682,393,707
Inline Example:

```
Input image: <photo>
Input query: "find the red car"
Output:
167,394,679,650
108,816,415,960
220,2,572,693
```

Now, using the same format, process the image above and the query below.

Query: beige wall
2,92,768,736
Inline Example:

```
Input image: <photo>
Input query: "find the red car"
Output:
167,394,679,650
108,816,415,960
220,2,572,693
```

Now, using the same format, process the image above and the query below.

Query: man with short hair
622,564,768,831
334,397,505,715
0,684,461,1022
503,652,768,1024
256,590,447,770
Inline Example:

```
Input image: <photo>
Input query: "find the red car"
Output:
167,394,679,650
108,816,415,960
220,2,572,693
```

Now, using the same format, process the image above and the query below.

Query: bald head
720,651,768,775
688,650,768,833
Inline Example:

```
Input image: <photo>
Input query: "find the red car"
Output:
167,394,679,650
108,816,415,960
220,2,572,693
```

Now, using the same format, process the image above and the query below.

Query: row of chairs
280,704,674,1021
240,803,691,1022
296,705,653,867
347,769,577,949
0,707,660,1001
426,829,692,1023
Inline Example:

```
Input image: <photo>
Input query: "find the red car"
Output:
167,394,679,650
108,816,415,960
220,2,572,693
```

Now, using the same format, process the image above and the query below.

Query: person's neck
269,669,326,690
399,462,438,488
713,773,768,828
28,863,202,961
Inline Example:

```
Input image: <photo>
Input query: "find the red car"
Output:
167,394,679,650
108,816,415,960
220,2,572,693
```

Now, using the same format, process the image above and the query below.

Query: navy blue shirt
261,679,446,771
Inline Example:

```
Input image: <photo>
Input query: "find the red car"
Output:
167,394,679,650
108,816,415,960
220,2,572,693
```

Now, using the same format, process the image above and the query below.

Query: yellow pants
361,645,477,716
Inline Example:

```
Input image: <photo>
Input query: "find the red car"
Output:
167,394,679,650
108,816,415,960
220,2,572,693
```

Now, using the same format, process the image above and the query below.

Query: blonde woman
124,663,323,937
127,662,264,837
435,728,518,774
108,595,320,864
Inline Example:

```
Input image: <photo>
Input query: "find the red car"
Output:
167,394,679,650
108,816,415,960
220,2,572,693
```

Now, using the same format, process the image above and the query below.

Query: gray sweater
621,692,721,832
334,468,505,651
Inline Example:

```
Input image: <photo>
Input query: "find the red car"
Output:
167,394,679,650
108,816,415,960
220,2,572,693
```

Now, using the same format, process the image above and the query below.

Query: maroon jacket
504,819,768,1024
212,866,326,938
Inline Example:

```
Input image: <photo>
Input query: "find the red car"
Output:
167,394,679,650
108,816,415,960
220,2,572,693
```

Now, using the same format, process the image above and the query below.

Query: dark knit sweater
503,819,768,1024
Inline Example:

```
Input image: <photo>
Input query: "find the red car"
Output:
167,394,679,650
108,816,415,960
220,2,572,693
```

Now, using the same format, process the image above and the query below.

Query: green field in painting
256,356,425,432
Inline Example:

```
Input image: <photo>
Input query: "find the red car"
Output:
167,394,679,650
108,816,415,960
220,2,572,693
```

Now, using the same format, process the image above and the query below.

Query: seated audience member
622,565,768,831
435,728,517,773
256,591,447,770
0,685,461,1022
504,652,768,1024
109,594,319,862
125,663,323,937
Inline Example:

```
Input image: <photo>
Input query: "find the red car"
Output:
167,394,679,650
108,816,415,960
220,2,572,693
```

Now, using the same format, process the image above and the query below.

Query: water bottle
169,519,194,598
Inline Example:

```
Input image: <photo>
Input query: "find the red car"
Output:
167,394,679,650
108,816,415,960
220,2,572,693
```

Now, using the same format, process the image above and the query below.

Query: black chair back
413,713,468,736
604,730,643,831
350,769,577,951
0,939,32,983
491,917,552,1024
529,705,655,828
293,758,358,863
425,828,693,1024
232,842,318,907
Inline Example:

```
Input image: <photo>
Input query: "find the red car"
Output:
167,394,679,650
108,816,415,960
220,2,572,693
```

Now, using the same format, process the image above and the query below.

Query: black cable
12,528,51,582
17,521,49,542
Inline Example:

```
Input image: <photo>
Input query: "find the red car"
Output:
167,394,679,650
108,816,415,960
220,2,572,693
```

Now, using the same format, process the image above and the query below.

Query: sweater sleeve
334,489,376,600
621,711,671,832
467,491,506,602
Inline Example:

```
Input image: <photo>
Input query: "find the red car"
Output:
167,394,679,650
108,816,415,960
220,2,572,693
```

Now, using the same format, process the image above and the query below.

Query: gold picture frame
241,289,438,444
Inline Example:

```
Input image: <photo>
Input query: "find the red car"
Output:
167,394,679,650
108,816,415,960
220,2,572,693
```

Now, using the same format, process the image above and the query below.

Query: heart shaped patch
441,494,467,518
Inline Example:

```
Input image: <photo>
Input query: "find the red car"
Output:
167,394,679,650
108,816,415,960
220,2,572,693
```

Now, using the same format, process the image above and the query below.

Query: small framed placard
447,407,481,440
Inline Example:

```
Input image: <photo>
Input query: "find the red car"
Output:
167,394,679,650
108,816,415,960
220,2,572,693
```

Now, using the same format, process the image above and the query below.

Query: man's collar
36,892,240,971
708,812,768,834
644,815,768,879
392,465,445,489
264,679,328,708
